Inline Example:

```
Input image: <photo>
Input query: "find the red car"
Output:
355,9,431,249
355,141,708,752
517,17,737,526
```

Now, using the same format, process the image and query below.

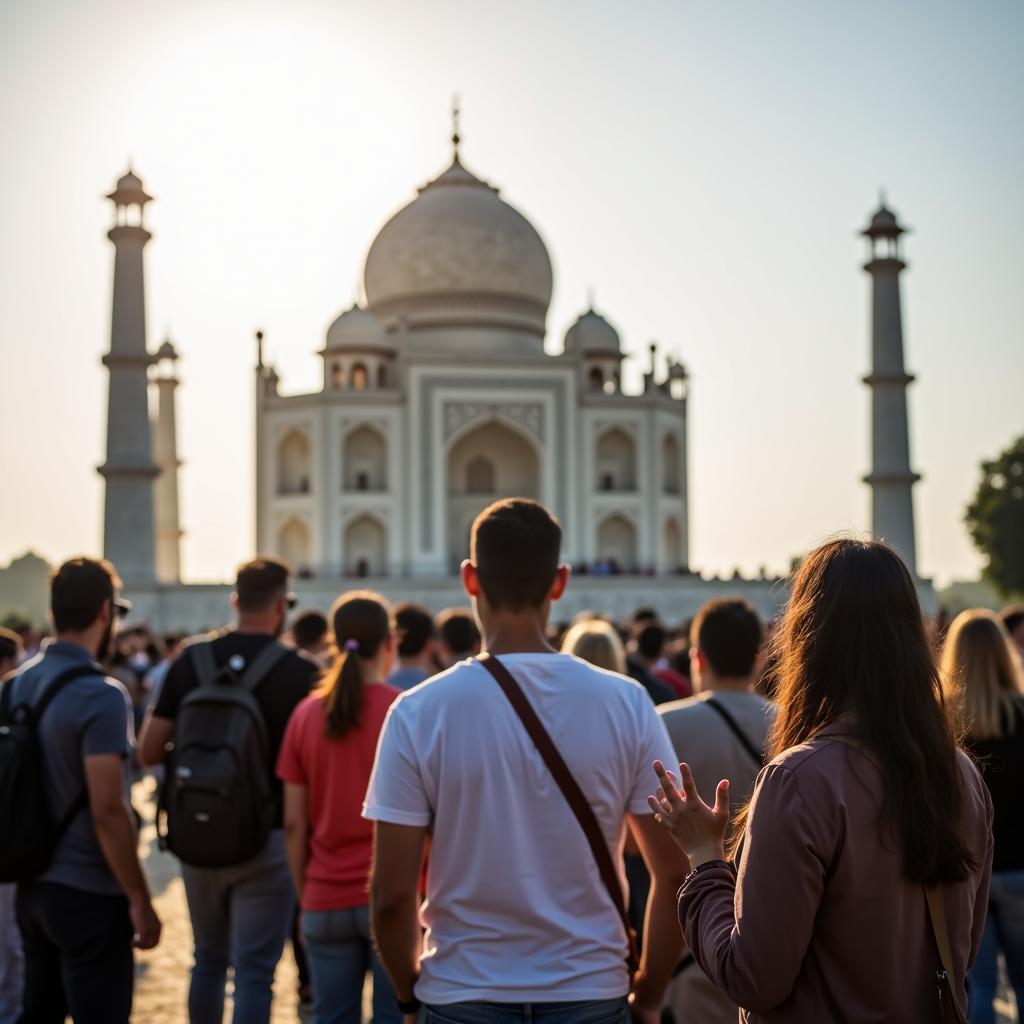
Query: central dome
363,155,553,337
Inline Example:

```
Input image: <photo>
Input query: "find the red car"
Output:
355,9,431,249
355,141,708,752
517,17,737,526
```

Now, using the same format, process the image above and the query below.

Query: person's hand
648,760,729,867
628,1001,660,1024
403,1014,418,1024
130,895,162,950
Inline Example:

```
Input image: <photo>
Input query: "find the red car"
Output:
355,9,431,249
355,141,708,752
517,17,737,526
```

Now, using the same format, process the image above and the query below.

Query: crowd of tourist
1,497,1023,1024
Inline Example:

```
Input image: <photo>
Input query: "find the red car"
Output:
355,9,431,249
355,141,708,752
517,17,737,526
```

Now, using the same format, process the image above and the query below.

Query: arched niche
344,514,387,576
596,427,636,492
663,434,681,494
278,517,311,571
596,514,637,572
447,419,540,570
343,425,387,492
277,429,312,495
664,518,683,572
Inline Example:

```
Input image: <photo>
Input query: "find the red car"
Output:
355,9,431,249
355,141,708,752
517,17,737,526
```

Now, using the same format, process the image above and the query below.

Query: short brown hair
50,557,122,632
690,598,762,678
470,499,562,611
235,557,291,613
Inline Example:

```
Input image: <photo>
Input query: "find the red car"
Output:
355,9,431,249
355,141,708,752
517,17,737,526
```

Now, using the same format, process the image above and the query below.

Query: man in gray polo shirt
9,558,160,1024
658,598,774,1024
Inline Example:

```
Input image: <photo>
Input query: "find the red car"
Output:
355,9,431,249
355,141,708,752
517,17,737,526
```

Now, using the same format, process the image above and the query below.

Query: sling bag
704,696,765,768
828,734,968,1024
477,653,640,979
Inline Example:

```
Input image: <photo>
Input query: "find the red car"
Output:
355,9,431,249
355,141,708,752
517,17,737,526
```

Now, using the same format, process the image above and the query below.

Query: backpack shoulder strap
477,653,639,979
187,641,219,688
705,696,764,767
239,640,290,693
30,664,104,725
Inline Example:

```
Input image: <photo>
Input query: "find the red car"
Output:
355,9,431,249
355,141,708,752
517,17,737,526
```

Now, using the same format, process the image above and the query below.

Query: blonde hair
940,608,1024,741
561,618,626,674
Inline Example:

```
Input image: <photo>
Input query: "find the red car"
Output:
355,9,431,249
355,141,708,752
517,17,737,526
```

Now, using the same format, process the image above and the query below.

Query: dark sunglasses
286,593,298,610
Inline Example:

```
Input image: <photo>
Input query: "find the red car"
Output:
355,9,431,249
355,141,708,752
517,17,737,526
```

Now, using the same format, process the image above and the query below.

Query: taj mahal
96,119,925,630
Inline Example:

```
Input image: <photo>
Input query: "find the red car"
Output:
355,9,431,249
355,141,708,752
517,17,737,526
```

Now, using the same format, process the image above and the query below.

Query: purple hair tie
343,638,360,653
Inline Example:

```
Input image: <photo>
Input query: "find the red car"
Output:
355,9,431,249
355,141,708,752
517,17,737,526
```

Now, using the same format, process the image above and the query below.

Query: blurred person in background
290,609,331,667
658,598,772,1024
435,608,481,669
278,591,401,1024
560,618,627,674
0,627,25,1024
941,609,1024,1024
627,623,676,706
387,603,436,690
1001,606,1024,665
142,633,184,708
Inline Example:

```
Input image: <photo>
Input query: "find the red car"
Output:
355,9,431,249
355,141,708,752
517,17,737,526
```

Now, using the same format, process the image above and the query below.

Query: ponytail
319,591,392,740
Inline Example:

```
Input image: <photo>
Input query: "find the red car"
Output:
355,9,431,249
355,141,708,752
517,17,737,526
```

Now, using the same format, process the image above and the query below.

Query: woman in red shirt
278,591,402,1024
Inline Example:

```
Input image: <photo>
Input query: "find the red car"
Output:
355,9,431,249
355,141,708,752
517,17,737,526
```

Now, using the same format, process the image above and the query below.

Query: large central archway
446,419,540,570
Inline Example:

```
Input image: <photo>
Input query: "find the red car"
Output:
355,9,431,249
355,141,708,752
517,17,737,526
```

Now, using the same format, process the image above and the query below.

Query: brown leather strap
828,734,967,1024
478,653,639,978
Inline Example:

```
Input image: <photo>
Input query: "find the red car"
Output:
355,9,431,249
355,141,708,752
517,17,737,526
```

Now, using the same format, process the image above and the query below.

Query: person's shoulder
280,644,321,677
659,691,712,721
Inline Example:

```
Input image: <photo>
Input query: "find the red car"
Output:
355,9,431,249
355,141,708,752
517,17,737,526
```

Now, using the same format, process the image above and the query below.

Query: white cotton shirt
363,652,678,1004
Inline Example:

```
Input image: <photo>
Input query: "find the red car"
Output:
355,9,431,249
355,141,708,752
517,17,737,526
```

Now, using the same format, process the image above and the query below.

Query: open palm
648,760,730,867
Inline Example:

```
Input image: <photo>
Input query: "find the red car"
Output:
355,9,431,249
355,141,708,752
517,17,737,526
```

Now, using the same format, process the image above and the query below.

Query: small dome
564,308,621,356
667,359,688,381
862,198,906,239
363,156,553,336
156,340,178,361
324,305,392,353
107,166,153,206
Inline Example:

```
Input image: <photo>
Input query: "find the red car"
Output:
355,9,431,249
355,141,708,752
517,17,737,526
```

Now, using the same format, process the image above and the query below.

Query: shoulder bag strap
188,641,219,688
477,653,640,978
239,640,290,693
704,696,764,767
828,734,968,1024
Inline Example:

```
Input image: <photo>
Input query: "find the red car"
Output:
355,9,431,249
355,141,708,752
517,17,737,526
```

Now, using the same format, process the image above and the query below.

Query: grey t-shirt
659,690,775,816
9,641,134,895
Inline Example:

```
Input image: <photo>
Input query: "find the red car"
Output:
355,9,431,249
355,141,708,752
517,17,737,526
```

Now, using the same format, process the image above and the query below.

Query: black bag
0,664,100,882
158,639,288,868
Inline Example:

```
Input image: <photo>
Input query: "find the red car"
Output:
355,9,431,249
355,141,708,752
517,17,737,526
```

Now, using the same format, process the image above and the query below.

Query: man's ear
693,648,709,674
461,560,479,599
230,592,240,614
549,565,570,603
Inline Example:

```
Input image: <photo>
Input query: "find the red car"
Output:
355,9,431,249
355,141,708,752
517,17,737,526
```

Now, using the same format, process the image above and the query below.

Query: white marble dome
363,157,553,336
563,308,621,355
324,305,392,352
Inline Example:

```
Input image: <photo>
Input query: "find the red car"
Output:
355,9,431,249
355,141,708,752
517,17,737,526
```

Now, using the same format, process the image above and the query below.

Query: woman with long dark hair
277,591,401,1024
648,539,993,1022
941,609,1024,1024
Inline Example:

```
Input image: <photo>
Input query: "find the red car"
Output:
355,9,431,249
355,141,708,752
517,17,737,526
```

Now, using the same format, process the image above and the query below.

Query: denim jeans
301,905,400,1024
181,829,295,1024
0,884,23,1024
424,997,630,1024
968,868,1024,1024
14,881,133,1024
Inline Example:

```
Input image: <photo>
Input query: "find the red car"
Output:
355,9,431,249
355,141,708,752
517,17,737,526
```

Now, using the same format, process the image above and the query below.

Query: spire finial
587,287,595,311
451,94,461,160
879,188,888,210
255,329,265,370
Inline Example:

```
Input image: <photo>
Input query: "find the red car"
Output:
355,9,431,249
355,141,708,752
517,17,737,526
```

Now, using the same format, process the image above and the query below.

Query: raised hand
648,760,729,867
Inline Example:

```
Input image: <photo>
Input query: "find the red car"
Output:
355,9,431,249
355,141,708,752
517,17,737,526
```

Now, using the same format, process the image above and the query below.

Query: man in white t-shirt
658,597,774,1024
365,499,687,1024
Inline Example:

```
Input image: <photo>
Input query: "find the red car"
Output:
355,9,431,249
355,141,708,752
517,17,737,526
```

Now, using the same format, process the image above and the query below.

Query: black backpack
157,639,288,868
0,664,100,883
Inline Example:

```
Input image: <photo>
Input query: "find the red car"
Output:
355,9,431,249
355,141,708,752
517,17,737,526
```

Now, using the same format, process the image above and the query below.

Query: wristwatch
397,995,421,1014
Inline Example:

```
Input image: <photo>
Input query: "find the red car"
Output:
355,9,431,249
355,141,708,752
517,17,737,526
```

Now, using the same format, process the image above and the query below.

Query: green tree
965,434,1024,597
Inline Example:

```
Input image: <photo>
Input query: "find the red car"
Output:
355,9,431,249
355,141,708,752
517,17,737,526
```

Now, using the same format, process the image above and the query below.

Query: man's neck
700,674,755,695
235,615,277,637
54,631,99,659
482,615,554,657
398,656,430,672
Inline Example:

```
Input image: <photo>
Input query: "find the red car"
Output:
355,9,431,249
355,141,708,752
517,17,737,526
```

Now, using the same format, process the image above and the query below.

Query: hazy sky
1,0,1021,586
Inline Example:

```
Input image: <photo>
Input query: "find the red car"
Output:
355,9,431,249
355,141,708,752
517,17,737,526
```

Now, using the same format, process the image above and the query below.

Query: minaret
99,168,159,584
153,340,183,583
861,197,920,574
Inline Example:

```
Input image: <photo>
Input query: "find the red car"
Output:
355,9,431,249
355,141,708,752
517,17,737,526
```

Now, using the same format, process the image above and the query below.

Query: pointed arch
278,517,311,571
596,514,637,572
343,514,387,576
343,424,387,492
662,434,681,494
277,429,311,495
596,427,636,492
